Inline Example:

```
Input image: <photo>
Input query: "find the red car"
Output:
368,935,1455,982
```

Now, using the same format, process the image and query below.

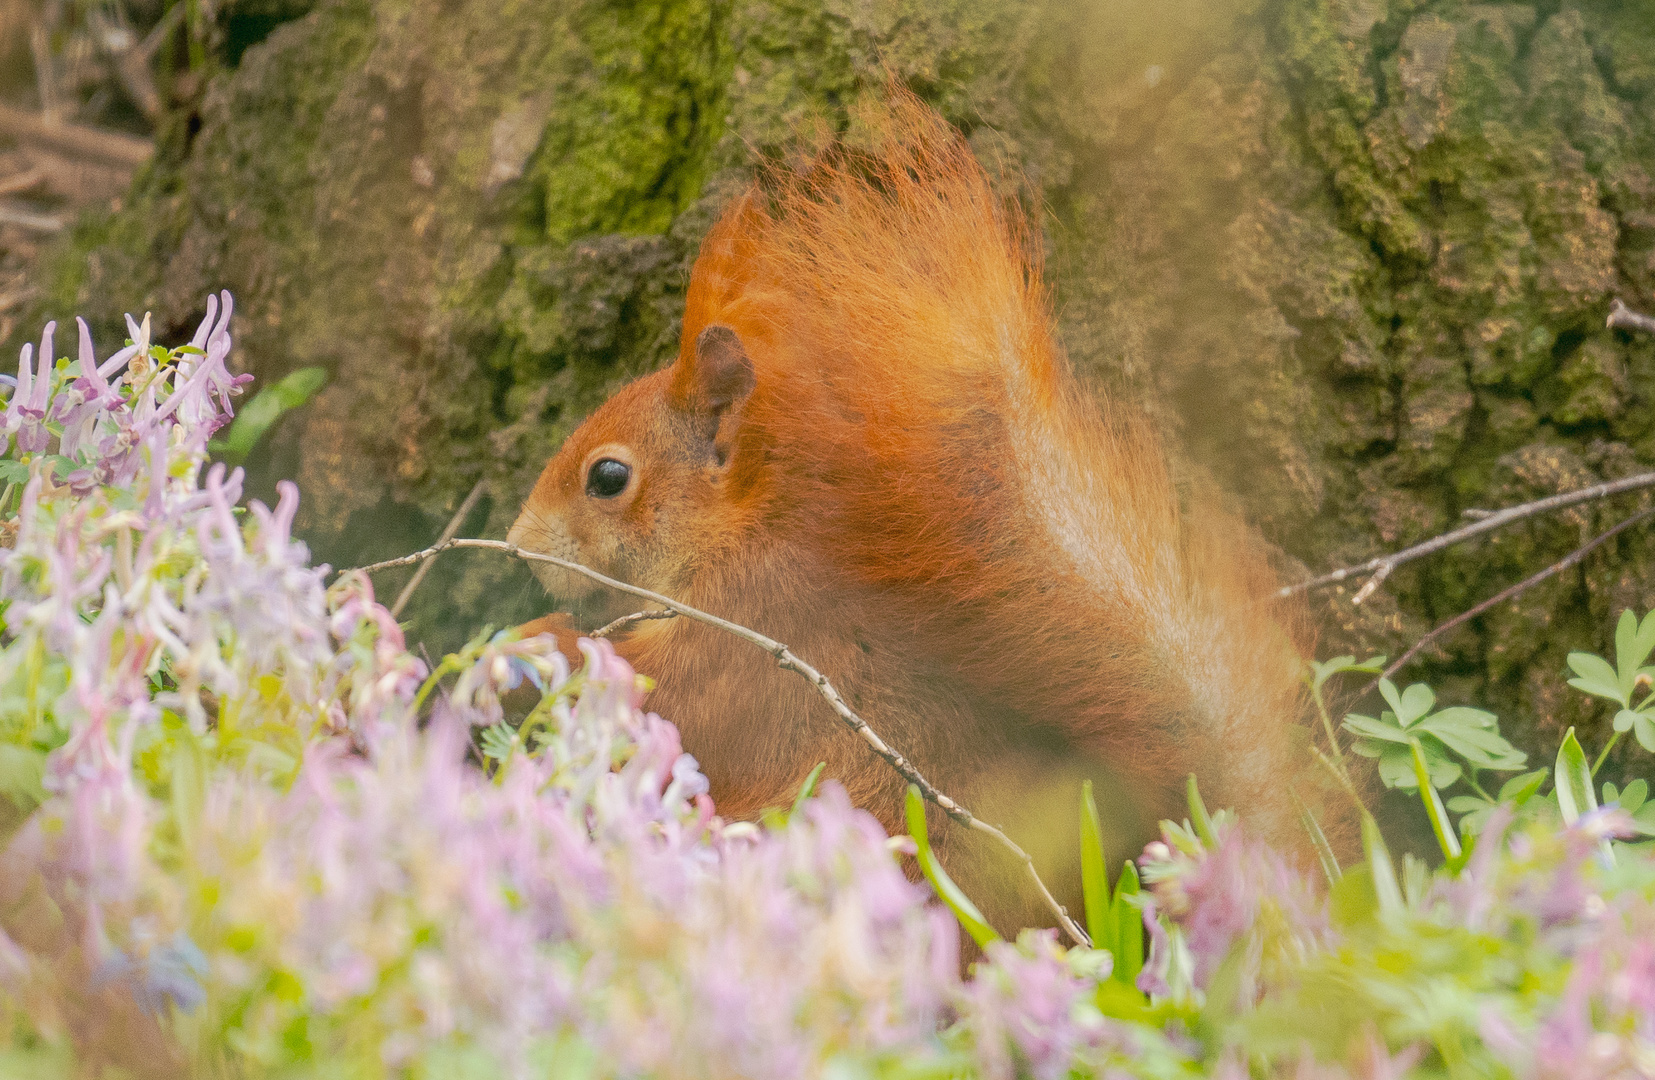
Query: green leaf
1342,714,1413,745
1376,742,1459,790
1445,827,1477,875
1636,714,1655,754
1566,652,1626,705
1111,861,1143,988
1418,717,1526,770
1612,609,1655,697
1497,769,1548,805
1426,705,1499,730
1610,778,1648,814
1361,811,1404,916
479,723,516,762
1307,655,1386,693
1395,683,1435,727
1615,709,1641,732
1296,798,1342,884
1447,793,1500,839
1615,610,1644,691
1635,610,1655,664
210,366,329,465
786,762,827,822
1185,774,1217,848
1557,728,1615,865
1554,728,1598,826
905,786,998,948
1411,738,1461,860
1376,680,1434,727
1079,780,1113,957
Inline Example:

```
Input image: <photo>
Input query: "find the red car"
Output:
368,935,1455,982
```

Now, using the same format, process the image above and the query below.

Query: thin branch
389,479,486,619
0,202,62,232
1280,471,1655,599
0,102,154,168
1366,506,1655,693
591,609,677,639
1607,299,1655,335
107,2,186,120
0,169,44,197
348,537,1092,948
29,25,60,123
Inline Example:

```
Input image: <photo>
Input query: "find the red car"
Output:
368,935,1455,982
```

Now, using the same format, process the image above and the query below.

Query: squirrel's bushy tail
683,92,1317,848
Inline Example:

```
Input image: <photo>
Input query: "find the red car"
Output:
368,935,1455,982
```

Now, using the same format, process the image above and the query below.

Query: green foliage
210,366,328,465
1323,610,1655,854
1078,779,1145,994
1345,679,1527,791
1568,608,1655,755
904,785,1000,949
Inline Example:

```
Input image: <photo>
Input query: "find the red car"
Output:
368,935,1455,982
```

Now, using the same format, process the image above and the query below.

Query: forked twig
1365,506,1655,694
1281,471,1655,600
349,537,1091,947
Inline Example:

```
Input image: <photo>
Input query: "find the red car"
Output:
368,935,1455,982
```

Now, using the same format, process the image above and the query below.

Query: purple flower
1138,819,1332,994
4,322,57,455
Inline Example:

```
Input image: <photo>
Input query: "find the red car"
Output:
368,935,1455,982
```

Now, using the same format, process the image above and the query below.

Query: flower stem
1592,730,1623,776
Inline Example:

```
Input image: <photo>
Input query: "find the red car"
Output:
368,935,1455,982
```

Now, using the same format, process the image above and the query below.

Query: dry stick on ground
1280,470,1655,600
1361,506,1655,697
388,479,487,619
591,609,678,639
0,203,62,232
0,103,155,169
349,537,1091,948
0,169,44,198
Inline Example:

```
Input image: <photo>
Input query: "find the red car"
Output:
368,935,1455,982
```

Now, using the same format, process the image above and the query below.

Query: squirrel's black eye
585,458,632,499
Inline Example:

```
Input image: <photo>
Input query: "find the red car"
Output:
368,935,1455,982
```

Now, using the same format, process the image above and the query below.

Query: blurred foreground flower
0,300,1651,1079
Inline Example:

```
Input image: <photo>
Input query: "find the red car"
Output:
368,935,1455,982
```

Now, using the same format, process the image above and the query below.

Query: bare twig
0,287,33,315
1608,299,1655,335
0,202,63,232
389,479,486,619
591,609,677,639
0,170,45,198
30,25,60,123
0,103,155,168
1364,506,1655,694
1281,470,1655,599
109,2,186,119
349,537,1091,947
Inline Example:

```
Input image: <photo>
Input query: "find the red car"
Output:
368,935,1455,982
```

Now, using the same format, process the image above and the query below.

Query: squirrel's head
507,324,758,623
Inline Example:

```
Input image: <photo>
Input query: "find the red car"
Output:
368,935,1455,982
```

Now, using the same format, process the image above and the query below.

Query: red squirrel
508,95,1327,932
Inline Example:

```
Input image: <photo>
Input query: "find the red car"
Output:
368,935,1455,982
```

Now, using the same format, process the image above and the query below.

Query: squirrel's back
679,97,1309,839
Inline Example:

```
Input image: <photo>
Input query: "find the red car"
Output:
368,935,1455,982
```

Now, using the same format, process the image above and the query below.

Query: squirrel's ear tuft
689,324,755,414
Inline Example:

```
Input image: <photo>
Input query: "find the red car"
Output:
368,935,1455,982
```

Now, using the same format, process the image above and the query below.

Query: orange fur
509,94,1333,932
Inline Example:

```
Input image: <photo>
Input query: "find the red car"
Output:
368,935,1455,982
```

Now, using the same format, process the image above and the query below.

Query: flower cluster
0,300,1135,1080
1137,806,1655,1079
0,300,1652,1080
